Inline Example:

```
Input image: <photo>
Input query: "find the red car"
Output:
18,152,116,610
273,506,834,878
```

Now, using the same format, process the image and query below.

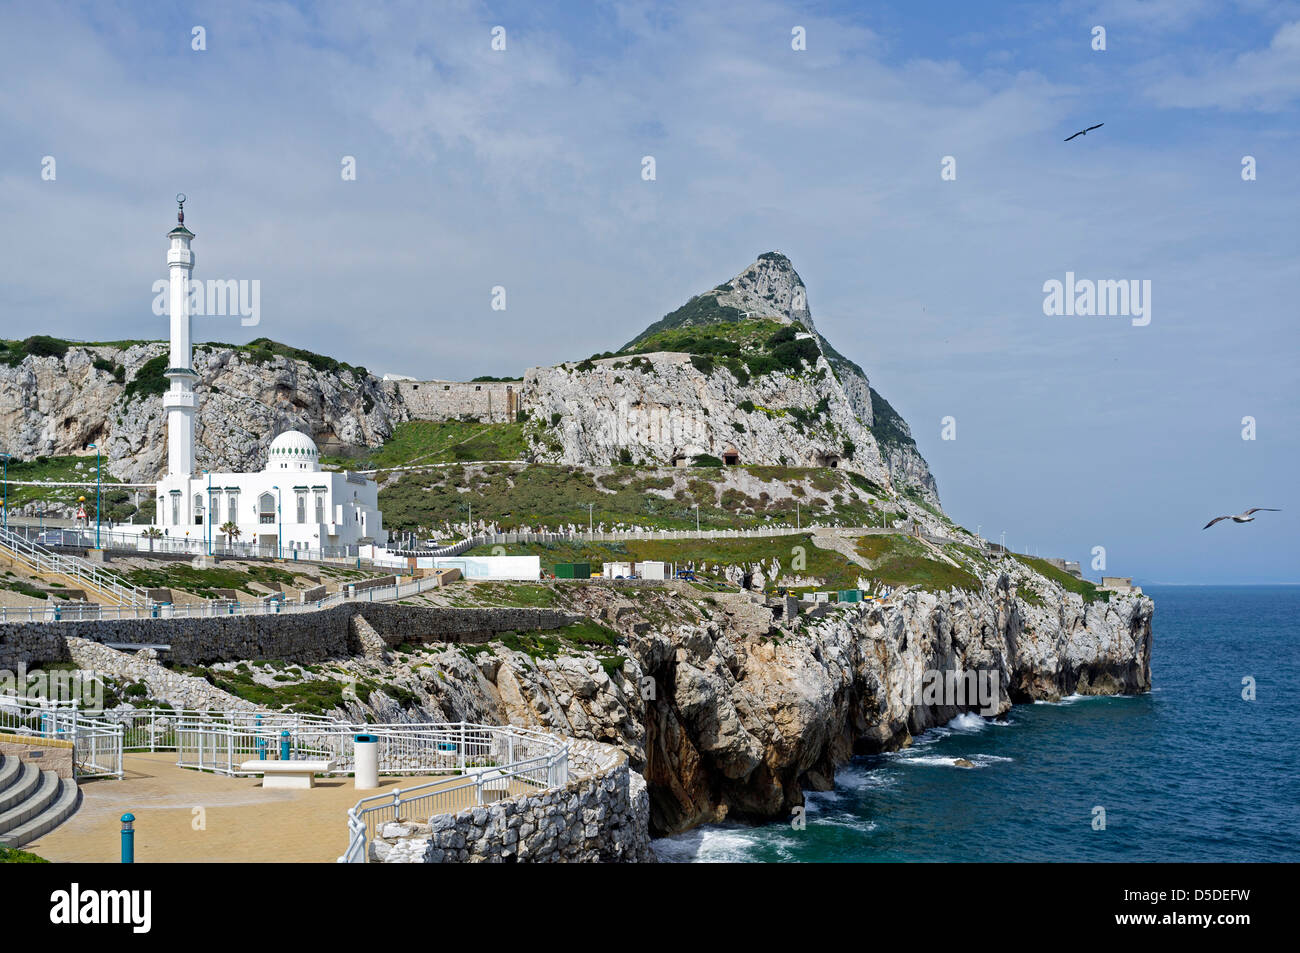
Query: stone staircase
0,528,148,608
0,752,81,848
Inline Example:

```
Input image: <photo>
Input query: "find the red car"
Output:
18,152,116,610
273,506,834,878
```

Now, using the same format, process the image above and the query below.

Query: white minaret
163,193,198,478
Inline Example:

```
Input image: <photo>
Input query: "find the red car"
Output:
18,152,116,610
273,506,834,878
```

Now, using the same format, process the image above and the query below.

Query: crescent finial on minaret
176,192,187,224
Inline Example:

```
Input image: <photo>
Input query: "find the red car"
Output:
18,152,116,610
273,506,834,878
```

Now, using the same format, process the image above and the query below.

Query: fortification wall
391,380,521,424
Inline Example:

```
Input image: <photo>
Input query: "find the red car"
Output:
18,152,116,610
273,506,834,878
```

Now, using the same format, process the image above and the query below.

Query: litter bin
354,734,379,790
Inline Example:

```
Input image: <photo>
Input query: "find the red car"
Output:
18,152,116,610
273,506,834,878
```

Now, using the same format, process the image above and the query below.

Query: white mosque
149,197,386,554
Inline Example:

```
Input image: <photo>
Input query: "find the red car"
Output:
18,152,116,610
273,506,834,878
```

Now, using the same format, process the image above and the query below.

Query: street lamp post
1000,530,1006,556
204,469,212,556
88,443,101,549
586,502,594,535
692,503,700,533
1,452,10,532
272,485,282,559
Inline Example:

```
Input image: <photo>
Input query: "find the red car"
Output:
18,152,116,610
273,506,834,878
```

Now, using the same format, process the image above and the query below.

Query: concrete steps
0,753,82,848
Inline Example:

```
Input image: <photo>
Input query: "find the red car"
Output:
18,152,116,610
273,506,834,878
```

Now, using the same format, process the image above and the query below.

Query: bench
238,759,334,789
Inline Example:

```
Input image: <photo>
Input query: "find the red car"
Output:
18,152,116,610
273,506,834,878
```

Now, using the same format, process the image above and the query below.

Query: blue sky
1,0,1296,583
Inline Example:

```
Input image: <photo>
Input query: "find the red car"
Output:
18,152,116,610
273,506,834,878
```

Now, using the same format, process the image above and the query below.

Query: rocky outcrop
632,581,1151,832
0,342,399,483
595,252,941,504
63,638,257,711
521,350,894,483
279,567,1151,837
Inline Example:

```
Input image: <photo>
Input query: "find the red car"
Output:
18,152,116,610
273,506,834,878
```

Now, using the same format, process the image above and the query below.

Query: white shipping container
639,560,666,580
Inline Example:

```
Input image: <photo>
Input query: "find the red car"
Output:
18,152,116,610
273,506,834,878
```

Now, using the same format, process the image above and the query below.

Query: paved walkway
27,753,479,863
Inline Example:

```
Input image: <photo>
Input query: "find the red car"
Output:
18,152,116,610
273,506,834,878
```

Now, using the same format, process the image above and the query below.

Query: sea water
654,586,1300,862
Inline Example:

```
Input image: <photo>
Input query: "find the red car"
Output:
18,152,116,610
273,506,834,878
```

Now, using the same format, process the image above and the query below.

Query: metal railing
396,521,931,558
97,708,570,863
0,527,148,607
2,523,408,570
341,723,569,863
0,701,573,859
0,568,447,624
0,696,124,779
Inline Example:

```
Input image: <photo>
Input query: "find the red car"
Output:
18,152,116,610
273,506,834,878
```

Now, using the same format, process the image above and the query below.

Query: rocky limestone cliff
520,350,894,485
0,342,400,482
613,253,939,505
354,574,1148,834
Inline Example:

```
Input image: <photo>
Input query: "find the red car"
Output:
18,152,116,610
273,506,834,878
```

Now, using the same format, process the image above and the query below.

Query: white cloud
1145,20,1300,110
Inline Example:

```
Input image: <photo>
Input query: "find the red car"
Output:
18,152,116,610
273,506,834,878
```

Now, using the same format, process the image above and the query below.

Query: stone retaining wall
371,738,653,863
0,605,581,669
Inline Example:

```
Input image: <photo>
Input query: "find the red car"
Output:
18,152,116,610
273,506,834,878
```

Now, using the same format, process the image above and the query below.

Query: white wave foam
896,753,1011,769
813,814,878,832
947,712,990,731
1034,693,1091,706
651,826,766,863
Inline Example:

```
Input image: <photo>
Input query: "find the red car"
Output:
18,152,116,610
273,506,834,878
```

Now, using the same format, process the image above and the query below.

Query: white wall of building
417,555,540,580
152,431,385,550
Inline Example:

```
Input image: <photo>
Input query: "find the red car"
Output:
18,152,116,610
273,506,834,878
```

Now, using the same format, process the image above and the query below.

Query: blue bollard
256,715,266,760
121,813,135,863
280,729,291,761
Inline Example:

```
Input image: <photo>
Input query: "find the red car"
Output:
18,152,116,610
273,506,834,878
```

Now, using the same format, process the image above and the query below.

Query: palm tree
143,526,162,553
220,521,240,553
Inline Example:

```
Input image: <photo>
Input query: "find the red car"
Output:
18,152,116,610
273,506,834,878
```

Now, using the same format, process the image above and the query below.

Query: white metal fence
0,700,574,860
341,723,569,863
402,520,934,557
0,569,447,624
0,697,124,779
89,708,569,864
0,527,149,607
3,523,408,570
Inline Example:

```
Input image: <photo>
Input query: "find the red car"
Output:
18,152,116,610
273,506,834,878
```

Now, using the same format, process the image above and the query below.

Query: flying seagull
1202,508,1281,529
1064,123,1104,142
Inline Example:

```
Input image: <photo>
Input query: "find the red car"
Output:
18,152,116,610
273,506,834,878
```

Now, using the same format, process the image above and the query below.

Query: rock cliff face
280,569,1150,836
0,342,399,482
575,252,939,504
521,351,893,487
